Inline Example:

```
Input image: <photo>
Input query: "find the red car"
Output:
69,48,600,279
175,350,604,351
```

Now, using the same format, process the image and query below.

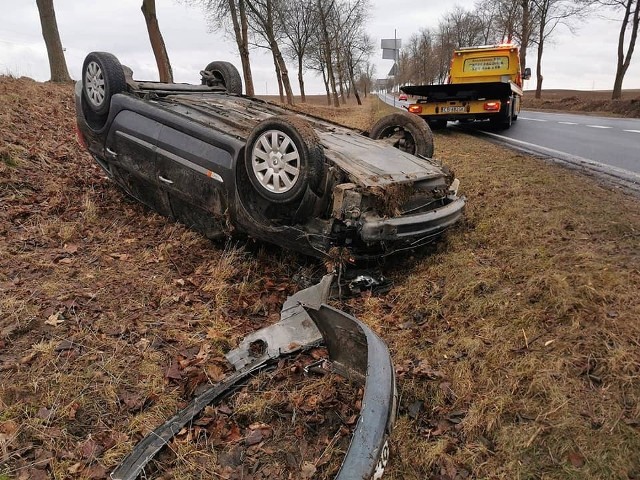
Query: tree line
395,0,639,99
35,0,639,101
35,0,374,107
192,0,375,106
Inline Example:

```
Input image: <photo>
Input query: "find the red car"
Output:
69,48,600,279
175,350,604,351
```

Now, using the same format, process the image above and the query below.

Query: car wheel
202,61,243,94
370,112,434,158
245,115,324,204
82,52,126,116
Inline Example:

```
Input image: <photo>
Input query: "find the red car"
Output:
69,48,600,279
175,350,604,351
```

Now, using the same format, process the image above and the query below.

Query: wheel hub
85,61,105,108
251,130,300,194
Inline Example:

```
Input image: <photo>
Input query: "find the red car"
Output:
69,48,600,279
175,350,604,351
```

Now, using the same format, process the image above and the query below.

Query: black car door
105,110,172,216
155,124,233,239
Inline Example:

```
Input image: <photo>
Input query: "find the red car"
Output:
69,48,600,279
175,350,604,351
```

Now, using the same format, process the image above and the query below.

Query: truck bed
401,81,520,101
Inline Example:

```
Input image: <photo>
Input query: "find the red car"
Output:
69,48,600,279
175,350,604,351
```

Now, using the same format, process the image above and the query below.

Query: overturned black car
75,52,465,260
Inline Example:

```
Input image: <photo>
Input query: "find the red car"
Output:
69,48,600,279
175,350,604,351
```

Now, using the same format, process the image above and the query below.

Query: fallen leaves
568,450,586,468
44,311,65,327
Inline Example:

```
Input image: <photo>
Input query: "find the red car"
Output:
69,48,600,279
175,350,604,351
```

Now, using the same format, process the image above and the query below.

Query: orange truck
402,44,531,129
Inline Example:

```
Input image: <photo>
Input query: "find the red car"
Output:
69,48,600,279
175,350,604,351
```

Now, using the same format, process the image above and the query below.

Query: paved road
378,93,640,185
488,110,640,175
379,92,409,110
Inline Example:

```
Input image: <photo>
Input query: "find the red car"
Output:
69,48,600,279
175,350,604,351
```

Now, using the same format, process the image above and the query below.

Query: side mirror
522,67,531,80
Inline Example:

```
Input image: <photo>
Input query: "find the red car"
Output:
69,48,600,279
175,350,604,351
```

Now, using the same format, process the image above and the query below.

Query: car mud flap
110,275,397,480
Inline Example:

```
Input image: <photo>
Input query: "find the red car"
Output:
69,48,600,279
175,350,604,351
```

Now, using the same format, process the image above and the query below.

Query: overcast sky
1,0,639,94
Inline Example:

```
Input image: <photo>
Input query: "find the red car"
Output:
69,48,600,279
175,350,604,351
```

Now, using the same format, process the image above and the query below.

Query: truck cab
403,44,531,129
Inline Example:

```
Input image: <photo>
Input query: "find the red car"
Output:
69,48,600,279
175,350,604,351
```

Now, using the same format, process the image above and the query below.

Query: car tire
245,115,324,204
202,61,243,94
82,52,126,116
370,112,435,158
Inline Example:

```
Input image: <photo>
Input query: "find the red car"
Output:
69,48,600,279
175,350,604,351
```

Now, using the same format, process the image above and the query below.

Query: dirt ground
1,78,639,479
523,89,640,118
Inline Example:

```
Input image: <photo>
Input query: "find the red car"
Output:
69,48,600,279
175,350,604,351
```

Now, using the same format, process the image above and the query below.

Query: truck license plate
441,106,465,113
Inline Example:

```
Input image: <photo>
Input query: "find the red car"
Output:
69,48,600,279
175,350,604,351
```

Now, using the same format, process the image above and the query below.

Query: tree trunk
320,63,331,105
273,44,295,105
271,50,284,103
36,0,71,82
317,0,340,107
520,0,531,73
297,56,306,103
535,6,546,100
612,0,639,99
229,0,254,96
141,0,173,83
535,39,543,99
348,61,362,106
336,49,346,104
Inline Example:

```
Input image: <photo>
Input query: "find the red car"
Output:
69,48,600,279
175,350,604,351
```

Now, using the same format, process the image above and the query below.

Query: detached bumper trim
110,278,397,480
360,196,465,242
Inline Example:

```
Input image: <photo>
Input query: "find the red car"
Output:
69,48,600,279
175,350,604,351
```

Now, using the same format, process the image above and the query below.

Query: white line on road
519,117,547,122
558,121,578,125
586,125,612,129
475,130,640,186
623,129,640,134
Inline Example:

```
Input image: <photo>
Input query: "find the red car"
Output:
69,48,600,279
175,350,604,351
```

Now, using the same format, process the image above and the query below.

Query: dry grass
1,78,639,479
523,89,640,118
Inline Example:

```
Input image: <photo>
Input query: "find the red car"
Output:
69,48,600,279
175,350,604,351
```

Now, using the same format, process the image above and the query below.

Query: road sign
381,39,401,50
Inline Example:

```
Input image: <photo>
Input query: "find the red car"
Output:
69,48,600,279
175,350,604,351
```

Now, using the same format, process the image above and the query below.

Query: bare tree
443,6,486,47
245,0,295,104
329,0,372,105
226,0,254,96
190,0,254,96
356,60,376,97
141,0,173,82
279,0,315,102
316,0,340,107
520,0,534,71
594,0,639,98
532,0,584,98
36,0,71,82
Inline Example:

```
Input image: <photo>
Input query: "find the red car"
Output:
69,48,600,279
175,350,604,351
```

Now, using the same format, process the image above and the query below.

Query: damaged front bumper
360,196,465,242
111,275,397,480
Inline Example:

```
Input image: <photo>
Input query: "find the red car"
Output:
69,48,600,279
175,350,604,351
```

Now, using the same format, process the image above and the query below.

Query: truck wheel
491,103,513,129
370,112,434,158
202,61,243,94
245,115,324,204
82,52,126,116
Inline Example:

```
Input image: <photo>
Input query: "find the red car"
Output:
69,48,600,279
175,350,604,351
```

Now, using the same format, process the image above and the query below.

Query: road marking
475,130,640,189
586,125,612,129
623,129,640,134
519,117,547,121
558,121,578,125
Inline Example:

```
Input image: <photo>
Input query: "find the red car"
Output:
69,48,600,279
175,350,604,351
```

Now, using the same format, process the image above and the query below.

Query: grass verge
1,79,638,479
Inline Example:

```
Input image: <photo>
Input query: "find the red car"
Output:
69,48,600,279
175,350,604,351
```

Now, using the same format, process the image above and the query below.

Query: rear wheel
244,115,324,204
202,61,242,94
370,112,434,158
82,52,126,116
491,101,513,129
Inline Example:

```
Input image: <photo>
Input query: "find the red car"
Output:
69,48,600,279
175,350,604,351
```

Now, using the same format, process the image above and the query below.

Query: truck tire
370,112,434,158
491,99,513,129
245,115,324,204
82,52,126,116
202,61,243,94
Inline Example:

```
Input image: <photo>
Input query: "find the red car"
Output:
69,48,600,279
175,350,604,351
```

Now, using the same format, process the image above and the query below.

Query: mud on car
75,52,465,260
